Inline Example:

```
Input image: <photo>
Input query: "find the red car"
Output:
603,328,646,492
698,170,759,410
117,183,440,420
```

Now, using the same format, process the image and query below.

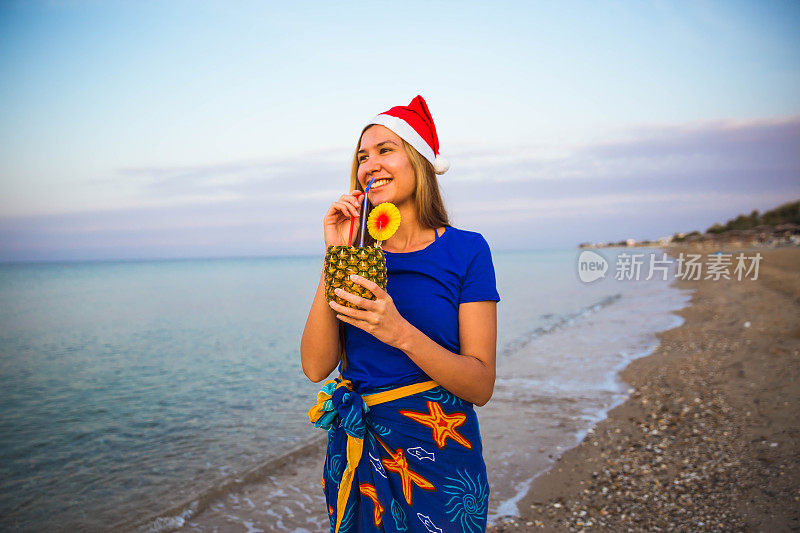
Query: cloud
2,115,799,261
451,114,800,184
455,191,795,224
98,147,350,207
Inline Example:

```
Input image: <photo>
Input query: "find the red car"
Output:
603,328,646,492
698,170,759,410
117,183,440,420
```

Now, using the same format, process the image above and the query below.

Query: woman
301,95,501,532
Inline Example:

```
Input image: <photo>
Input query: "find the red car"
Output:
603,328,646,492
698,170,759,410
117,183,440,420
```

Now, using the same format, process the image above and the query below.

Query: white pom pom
433,155,450,175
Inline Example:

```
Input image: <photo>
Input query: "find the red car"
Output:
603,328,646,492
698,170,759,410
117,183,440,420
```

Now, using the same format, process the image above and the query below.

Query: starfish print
358,483,384,527
399,401,473,449
376,437,436,505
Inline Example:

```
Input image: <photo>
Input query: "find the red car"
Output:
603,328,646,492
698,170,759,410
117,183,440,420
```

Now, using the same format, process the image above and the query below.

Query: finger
341,200,359,219
343,197,361,213
349,274,387,299
328,299,367,322
333,201,358,219
343,192,363,211
329,300,370,322
334,312,361,329
332,287,375,312
331,201,347,219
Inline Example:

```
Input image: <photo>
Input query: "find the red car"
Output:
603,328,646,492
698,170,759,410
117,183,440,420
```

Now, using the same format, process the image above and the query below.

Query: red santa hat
366,95,450,175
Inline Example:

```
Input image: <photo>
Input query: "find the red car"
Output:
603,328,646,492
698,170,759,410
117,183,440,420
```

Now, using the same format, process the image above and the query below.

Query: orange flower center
376,213,389,230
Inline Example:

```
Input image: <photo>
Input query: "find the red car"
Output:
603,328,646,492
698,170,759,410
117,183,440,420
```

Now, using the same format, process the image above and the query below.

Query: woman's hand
329,274,409,349
324,190,364,247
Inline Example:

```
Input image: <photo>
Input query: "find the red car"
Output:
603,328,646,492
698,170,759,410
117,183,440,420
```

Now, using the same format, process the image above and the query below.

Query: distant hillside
579,199,800,248
705,200,800,234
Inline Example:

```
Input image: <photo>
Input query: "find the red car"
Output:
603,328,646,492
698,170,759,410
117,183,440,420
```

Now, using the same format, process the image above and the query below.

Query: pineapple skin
324,245,387,310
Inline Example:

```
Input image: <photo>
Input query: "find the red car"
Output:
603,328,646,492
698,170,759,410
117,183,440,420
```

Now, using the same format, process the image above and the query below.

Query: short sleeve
459,234,501,304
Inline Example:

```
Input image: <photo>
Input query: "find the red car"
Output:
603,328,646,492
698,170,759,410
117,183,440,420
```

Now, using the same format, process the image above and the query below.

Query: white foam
489,476,536,522
140,500,198,533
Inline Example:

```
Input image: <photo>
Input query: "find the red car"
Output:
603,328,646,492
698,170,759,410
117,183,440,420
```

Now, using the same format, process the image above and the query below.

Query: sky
1,0,799,261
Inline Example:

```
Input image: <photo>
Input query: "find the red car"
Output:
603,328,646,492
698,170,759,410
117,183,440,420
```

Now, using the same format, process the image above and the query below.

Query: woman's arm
300,265,341,382
397,301,497,406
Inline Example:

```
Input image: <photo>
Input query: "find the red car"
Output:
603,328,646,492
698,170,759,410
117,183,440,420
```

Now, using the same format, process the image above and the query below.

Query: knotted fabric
308,376,438,533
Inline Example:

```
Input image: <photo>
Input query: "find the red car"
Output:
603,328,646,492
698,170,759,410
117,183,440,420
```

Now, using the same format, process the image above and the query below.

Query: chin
369,192,392,204
369,187,407,206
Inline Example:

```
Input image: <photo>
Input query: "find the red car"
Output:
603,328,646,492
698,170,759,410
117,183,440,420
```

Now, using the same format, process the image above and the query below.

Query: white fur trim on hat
368,114,437,167
433,155,450,175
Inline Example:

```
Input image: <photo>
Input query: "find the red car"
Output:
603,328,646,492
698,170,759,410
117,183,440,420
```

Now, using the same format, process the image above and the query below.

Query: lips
369,178,392,190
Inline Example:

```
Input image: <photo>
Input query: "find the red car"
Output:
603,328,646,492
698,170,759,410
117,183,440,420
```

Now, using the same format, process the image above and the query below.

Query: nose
362,157,381,183
365,157,381,173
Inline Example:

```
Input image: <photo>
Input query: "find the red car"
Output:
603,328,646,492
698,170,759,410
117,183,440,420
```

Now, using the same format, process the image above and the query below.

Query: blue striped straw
359,176,376,247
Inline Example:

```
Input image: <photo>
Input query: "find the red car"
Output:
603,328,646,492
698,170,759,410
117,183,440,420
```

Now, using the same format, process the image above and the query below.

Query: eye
380,147,392,153
358,154,368,163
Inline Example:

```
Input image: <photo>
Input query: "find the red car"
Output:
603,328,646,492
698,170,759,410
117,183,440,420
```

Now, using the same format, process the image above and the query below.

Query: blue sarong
309,376,489,533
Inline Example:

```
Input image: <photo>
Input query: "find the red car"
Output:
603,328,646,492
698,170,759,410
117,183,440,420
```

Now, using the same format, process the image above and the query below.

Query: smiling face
356,125,416,208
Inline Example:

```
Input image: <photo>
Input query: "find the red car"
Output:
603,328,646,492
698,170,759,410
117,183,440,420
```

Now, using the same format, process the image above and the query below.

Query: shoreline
490,246,800,531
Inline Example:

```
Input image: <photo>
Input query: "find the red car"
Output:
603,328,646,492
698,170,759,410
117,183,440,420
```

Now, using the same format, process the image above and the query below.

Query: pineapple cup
324,245,387,309
324,201,401,310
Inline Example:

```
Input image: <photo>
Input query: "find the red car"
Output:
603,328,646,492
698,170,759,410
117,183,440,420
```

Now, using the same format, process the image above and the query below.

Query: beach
490,246,800,532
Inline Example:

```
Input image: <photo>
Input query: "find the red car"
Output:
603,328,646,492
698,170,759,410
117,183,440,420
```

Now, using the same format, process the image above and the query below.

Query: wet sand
490,246,800,532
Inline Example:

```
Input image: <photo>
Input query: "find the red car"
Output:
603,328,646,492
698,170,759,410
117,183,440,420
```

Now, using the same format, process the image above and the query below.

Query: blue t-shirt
340,225,501,392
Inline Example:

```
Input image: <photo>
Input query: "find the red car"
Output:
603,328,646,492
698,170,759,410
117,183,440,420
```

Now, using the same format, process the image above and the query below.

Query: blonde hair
337,124,451,368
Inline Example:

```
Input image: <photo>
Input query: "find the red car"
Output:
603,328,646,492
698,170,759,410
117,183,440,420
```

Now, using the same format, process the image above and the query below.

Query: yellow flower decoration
367,202,401,242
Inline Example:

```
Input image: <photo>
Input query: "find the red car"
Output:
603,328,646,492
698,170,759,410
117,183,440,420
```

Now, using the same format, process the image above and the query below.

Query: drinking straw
347,215,356,246
347,191,362,246
359,176,376,247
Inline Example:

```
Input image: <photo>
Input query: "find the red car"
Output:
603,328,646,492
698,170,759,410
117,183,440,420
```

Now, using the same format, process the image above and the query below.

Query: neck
383,200,430,252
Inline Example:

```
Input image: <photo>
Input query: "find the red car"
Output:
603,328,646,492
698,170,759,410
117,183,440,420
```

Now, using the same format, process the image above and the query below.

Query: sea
0,247,693,531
